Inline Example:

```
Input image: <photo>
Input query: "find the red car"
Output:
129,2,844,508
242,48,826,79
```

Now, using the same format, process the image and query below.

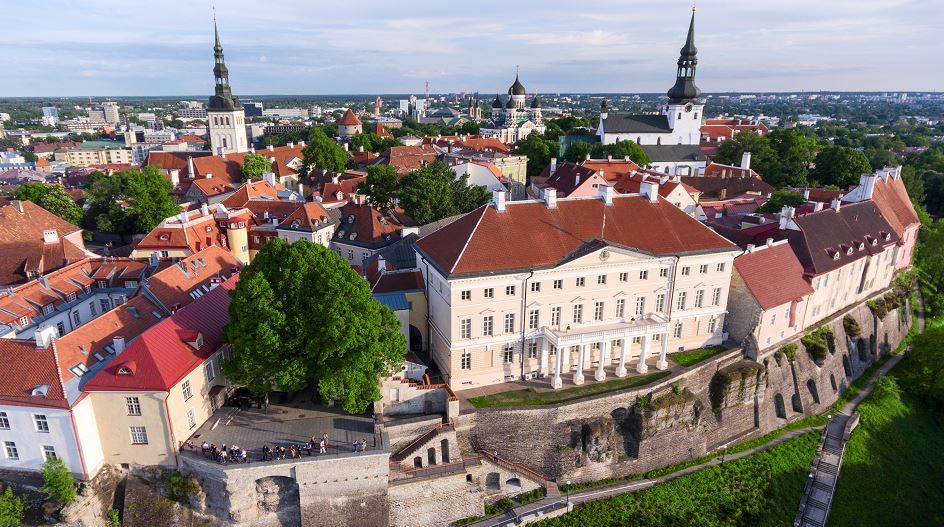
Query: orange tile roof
580,158,642,180
334,202,405,247
0,339,68,408
220,180,281,209
733,242,813,310
703,162,760,179
383,145,439,175
279,202,332,232
869,175,919,237
0,200,86,286
339,109,362,126
144,246,241,310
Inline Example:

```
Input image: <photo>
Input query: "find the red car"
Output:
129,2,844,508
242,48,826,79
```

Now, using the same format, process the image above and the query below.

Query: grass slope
468,370,670,408
538,432,818,527
669,345,728,367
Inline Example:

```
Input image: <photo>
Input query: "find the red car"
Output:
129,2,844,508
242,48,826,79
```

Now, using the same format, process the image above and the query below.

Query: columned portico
573,345,586,385
539,340,549,375
594,343,607,382
657,333,669,370
637,334,651,374
615,339,628,377
552,345,563,389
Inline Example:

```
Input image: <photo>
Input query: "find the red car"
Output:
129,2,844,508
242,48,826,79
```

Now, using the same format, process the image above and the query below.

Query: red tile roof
382,145,439,176
869,175,919,237
417,195,738,277
220,180,281,209
279,202,332,232
703,162,760,179
533,162,601,197
82,277,236,392
0,339,68,408
0,200,86,286
334,202,406,247
144,246,241,309
580,158,642,180
734,242,813,310
372,270,425,293
339,109,362,126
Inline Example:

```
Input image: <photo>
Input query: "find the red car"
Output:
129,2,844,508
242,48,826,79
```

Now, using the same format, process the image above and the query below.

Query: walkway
795,287,924,527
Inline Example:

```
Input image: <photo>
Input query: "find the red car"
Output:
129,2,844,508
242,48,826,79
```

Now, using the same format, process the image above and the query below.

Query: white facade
0,399,103,478
208,110,248,155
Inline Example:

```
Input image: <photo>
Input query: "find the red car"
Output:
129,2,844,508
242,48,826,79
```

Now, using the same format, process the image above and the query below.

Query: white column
539,339,549,376
594,343,606,382
615,339,628,377
552,345,563,389
637,334,651,374
657,333,669,370
573,345,586,385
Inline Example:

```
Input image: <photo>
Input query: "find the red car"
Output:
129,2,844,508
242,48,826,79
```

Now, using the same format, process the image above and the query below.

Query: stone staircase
390,422,454,463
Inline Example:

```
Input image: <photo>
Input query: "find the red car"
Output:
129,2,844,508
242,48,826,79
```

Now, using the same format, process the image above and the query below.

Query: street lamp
566,480,571,507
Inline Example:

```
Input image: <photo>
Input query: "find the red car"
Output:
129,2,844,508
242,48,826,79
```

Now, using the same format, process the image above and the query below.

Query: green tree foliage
916,220,944,317
564,140,652,166
350,132,401,154
13,182,83,225
241,153,271,181
223,239,406,413
898,324,944,410
458,121,481,135
398,161,490,224
41,457,76,505
22,151,38,162
84,166,179,236
359,164,399,212
811,146,872,187
302,127,350,173
714,130,778,174
716,129,819,188
0,487,25,527
563,141,593,163
756,189,806,214
513,132,558,179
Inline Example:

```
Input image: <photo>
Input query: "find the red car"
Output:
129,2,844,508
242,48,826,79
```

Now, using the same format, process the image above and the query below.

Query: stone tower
207,18,248,155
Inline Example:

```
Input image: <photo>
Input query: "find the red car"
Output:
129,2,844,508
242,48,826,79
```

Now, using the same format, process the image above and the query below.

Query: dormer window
117,363,135,375
69,364,89,377
18,315,29,327
158,233,170,241
184,331,204,350
205,226,212,233
97,281,107,289
67,293,76,302
42,304,54,316
32,385,50,397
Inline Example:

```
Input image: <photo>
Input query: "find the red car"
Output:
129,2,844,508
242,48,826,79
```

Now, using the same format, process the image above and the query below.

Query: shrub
672,382,683,396
801,327,831,363
843,316,861,337
709,362,763,412
41,457,76,506
779,343,798,362
516,488,546,505
0,487,25,527
635,395,648,408
485,497,514,516
868,298,889,319
107,508,121,527
165,472,199,502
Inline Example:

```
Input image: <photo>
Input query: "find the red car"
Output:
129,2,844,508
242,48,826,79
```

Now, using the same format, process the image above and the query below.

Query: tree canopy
302,127,350,173
756,189,806,214
397,161,491,224
12,183,83,225
350,132,401,154
563,139,651,166
359,164,399,212
811,146,873,188
514,132,558,179
241,152,271,180
714,129,819,188
222,239,406,413
84,166,179,236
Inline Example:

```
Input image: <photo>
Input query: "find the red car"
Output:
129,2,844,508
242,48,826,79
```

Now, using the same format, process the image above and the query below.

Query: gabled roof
601,114,672,134
0,339,68,408
278,202,332,233
417,194,737,278
339,109,362,126
220,180,281,208
533,162,600,197
734,242,813,310
869,174,920,237
703,161,760,179
0,199,86,286
144,246,240,310
580,158,642,180
679,175,774,200
82,277,236,392
639,144,706,163
332,202,407,248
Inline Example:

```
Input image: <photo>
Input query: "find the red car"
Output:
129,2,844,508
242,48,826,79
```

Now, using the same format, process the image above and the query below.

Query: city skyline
3,0,941,97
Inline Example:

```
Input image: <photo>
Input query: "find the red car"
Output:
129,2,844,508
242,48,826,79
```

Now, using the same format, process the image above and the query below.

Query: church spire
208,17,240,111
666,7,701,103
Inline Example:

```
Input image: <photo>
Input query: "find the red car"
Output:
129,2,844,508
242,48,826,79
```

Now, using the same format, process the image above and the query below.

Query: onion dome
530,94,541,109
491,93,503,108
508,70,526,96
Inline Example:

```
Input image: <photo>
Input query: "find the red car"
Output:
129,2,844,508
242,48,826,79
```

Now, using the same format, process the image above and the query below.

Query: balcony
542,316,668,348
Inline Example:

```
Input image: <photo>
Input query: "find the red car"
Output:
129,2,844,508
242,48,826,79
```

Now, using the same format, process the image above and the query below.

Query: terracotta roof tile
144,246,241,310
0,339,68,408
734,242,813,310
869,175,919,237
339,109,362,126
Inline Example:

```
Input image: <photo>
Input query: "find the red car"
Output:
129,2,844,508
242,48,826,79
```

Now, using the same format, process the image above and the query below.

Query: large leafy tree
714,131,778,176
602,140,652,166
756,189,806,214
811,146,872,188
241,152,271,180
84,166,179,236
302,127,350,173
398,161,459,224
223,239,406,413
13,183,84,226
350,132,401,154
767,128,820,188
359,164,399,211
514,132,558,179
452,174,492,214
563,141,594,163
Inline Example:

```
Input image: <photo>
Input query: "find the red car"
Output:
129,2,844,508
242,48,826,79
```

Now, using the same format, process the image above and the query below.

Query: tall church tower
207,19,248,155
664,8,704,146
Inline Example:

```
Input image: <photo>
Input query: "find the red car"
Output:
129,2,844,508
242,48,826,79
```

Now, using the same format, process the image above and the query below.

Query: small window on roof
117,366,133,375
32,385,50,397
69,364,89,377
158,233,170,241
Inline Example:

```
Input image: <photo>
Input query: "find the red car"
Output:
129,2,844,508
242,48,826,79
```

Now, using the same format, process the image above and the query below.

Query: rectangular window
716,262,726,272
43,304,54,316
572,304,583,324
56,321,65,337
527,341,538,359
551,307,561,326
676,292,687,310
484,288,494,298
460,351,471,370
594,301,604,321
770,314,777,326
506,285,516,296
130,426,148,444
619,272,628,282
673,322,683,339
100,299,111,313
659,268,668,278
639,270,649,280
616,298,625,318
656,293,666,312
42,445,56,461
635,296,646,316
503,344,514,364
681,266,691,276
126,397,141,416
3,442,17,460
712,287,722,306
187,409,196,429
553,279,563,290
699,264,708,274
204,359,215,382
0,412,8,430
530,282,541,292
576,277,585,287
460,319,471,339
597,275,607,285
528,309,539,330
695,289,704,308
504,313,515,333
34,414,49,433
89,301,97,317
461,290,471,301
483,316,493,336
709,317,718,333
181,379,193,401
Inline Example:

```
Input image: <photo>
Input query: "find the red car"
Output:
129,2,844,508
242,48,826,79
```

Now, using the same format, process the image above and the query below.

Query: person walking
240,448,248,463
319,438,326,454
360,438,368,452
304,441,312,456
290,444,298,459
322,433,329,452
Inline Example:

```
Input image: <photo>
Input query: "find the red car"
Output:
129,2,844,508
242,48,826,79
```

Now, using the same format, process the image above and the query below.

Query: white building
206,21,248,155
480,70,545,144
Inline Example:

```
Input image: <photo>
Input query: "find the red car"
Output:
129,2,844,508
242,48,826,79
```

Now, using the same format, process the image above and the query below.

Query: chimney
803,188,810,200
779,206,795,230
766,237,774,246
640,181,659,203
607,155,612,162
113,336,126,354
814,201,824,212
11,200,24,213
343,143,349,152
288,141,295,148
740,151,752,171
550,157,558,175
209,277,222,289
543,187,557,209
331,174,339,184
267,145,274,152
200,202,209,216
205,172,213,179
169,169,180,185
359,145,365,153
831,198,842,211
263,172,276,187
585,153,591,161
249,146,256,153
601,184,614,205
35,326,57,349
492,189,506,212
299,140,306,147
187,155,195,179
746,243,755,251
42,229,59,243
575,173,580,187
624,156,630,162
149,252,159,267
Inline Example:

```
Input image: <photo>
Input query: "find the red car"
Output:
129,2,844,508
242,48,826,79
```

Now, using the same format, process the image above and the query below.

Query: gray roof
640,144,706,162
373,292,410,311
602,113,672,134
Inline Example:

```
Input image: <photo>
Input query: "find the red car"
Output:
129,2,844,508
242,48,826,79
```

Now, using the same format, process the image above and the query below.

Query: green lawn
669,345,728,367
829,378,944,526
468,371,671,408
539,432,819,527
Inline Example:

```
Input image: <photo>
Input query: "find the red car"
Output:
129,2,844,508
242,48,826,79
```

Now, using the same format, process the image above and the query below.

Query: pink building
842,167,920,272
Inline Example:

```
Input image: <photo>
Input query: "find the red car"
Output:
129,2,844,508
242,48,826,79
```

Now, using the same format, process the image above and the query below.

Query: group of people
191,433,369,464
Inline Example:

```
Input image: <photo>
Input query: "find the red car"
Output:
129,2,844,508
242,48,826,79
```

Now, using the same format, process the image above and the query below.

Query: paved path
796,286,924,527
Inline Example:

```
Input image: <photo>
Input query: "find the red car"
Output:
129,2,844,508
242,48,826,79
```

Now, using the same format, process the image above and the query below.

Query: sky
3,0,941,97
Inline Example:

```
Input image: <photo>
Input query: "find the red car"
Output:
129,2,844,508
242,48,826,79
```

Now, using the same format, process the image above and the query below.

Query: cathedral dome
505,97,515,109
508,73,526,96
491,94,503,108
530,95,541,109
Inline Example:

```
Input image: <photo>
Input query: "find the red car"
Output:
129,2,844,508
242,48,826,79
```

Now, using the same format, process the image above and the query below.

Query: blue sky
3,0,940,96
